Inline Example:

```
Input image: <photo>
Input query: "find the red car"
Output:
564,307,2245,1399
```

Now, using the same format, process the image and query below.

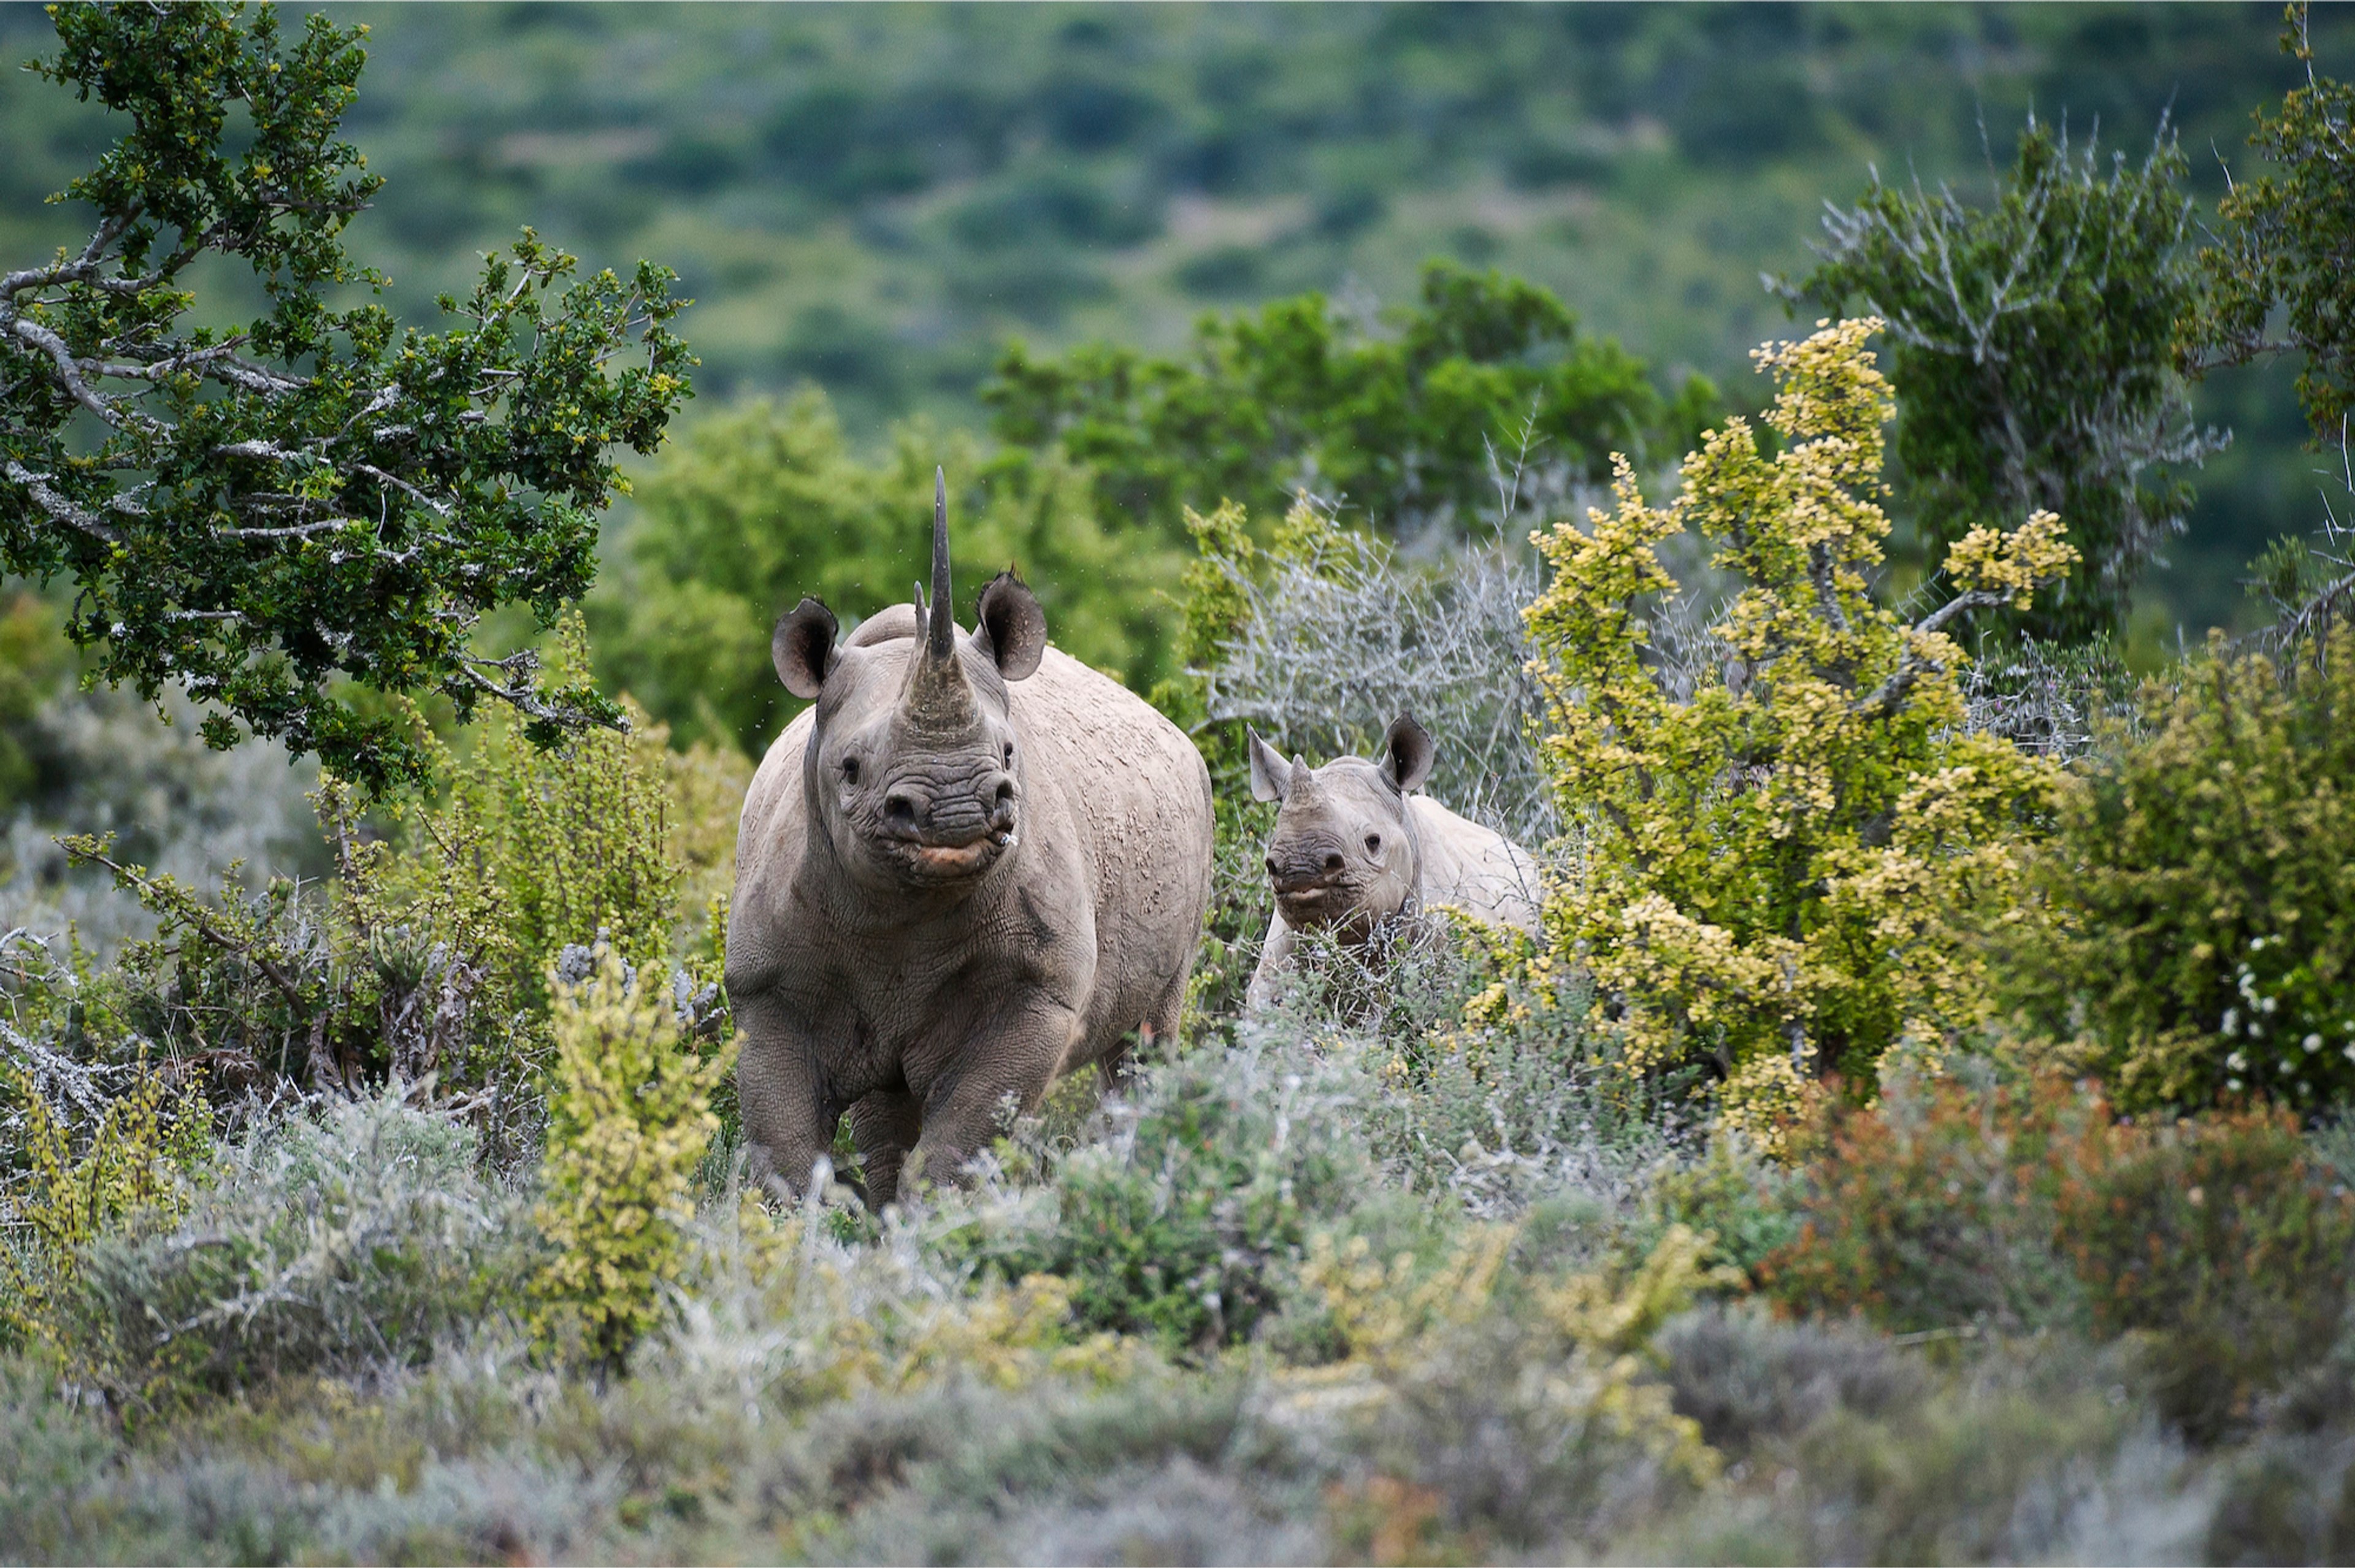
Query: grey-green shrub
64,1087,535,1404
967,1034,1379,1348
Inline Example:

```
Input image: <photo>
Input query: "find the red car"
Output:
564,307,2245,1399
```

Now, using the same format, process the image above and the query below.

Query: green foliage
0,590,75,811
532,944,732,1370
0,2,690,791
0,1051,209,1352
2200,4,2355,444
1523,319,2076,1134
42,617,716,1118
591,393,1182,755
2000,625,2355,1112
1789,116,2216,641
403,625,682,1017
988,261,1713,546
59,1088,530,1410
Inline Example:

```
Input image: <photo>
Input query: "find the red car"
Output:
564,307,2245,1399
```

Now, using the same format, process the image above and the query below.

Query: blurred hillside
0,1,2343,637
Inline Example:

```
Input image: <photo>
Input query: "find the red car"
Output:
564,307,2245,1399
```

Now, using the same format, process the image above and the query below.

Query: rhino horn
904,467,978,727
926,466,955,664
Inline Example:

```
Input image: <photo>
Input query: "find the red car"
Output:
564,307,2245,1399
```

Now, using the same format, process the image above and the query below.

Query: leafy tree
1786,117,2219,644
985,261,1715,545
2196,4,2355,647
1523,319,2076,1140
589,392,1183,756
2200,4,2355,445
0,3,691,792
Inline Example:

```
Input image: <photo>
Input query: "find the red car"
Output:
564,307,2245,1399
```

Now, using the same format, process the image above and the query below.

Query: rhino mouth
1274,882,1357,928
892,827,1017,881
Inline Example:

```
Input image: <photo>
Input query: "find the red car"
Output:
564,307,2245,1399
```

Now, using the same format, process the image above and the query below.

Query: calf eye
1004,742,1015,765
1365,833,1383,855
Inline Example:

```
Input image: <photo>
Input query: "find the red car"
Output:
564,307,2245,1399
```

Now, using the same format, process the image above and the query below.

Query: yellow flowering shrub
1523,319,2075,1139
531,945,733,1369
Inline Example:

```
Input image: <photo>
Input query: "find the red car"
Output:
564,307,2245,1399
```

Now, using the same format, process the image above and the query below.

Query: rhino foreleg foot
850,1087,924,1209
737,1020,852,1204
909,1006,1078,1190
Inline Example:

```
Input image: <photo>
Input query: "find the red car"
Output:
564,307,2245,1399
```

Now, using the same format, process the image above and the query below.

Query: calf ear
976,571,1047,681
1247,727,1292,803
772,597,840,699
1380,714,1435,793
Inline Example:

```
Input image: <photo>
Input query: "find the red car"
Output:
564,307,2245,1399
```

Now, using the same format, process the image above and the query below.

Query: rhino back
1009,646,1214,1058
1407,795,1541,933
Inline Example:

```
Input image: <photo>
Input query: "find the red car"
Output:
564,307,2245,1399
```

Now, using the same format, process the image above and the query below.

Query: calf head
1249,715,1435,941
770,468,1047,892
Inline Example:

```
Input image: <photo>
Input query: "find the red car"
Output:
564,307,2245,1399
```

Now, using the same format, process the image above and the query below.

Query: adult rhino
729,472,1214,1205
1245,716,1540,1009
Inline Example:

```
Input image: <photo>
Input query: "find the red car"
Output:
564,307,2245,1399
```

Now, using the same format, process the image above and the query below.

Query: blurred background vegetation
4,2,2337,638
0,1,2347,901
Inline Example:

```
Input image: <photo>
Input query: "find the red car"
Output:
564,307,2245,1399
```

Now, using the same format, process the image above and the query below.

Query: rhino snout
1266,837,1349,895
878,770,1020,847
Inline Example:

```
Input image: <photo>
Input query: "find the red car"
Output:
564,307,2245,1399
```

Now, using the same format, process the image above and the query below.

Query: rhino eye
841,757,861,784
1365,833,1382,855
1003,742,1015,765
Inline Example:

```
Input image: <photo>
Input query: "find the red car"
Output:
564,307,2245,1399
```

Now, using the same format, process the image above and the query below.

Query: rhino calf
728,473,1214,1206
1245,716,1540,1009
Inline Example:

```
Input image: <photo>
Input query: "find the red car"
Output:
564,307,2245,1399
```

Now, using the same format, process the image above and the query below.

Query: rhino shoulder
1407,795,1541,933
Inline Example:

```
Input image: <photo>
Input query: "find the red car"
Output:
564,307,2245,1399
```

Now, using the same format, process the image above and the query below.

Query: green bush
1788,117,2213,641
969,1036,1379,1350
987,259,1715,545
2001,624,2355,1112
532,944,732,1370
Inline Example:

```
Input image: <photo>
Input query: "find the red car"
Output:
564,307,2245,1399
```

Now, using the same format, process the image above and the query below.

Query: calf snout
1265,835,1348,894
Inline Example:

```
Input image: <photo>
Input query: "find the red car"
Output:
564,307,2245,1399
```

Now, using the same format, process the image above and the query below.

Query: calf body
729,479,1212,1204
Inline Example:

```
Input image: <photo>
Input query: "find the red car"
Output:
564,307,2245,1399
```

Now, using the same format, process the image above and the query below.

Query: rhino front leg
734,994,850,1202
905,999,1081,1192
1244,911,1297,1011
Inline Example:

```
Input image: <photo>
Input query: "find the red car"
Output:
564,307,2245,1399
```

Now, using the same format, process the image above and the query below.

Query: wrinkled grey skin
729,474,1214,1206
1245,716,1541,1009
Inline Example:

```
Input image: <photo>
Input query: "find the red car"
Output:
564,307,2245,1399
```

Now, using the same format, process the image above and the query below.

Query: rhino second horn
928,465,954,663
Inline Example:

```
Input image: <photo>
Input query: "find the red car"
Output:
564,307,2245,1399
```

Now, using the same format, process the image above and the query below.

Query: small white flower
2251,936,2268,953
2227,1051,2248,1072
2223,1009,2240,1036
2229,1077,2245,1092
2305,1034,2324,1054
2262,996,2279,1014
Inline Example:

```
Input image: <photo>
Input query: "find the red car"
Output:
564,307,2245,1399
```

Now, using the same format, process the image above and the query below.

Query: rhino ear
976,570,1046,681
772,597,840,699
1247,727,1292,803
1380,714,1434,793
